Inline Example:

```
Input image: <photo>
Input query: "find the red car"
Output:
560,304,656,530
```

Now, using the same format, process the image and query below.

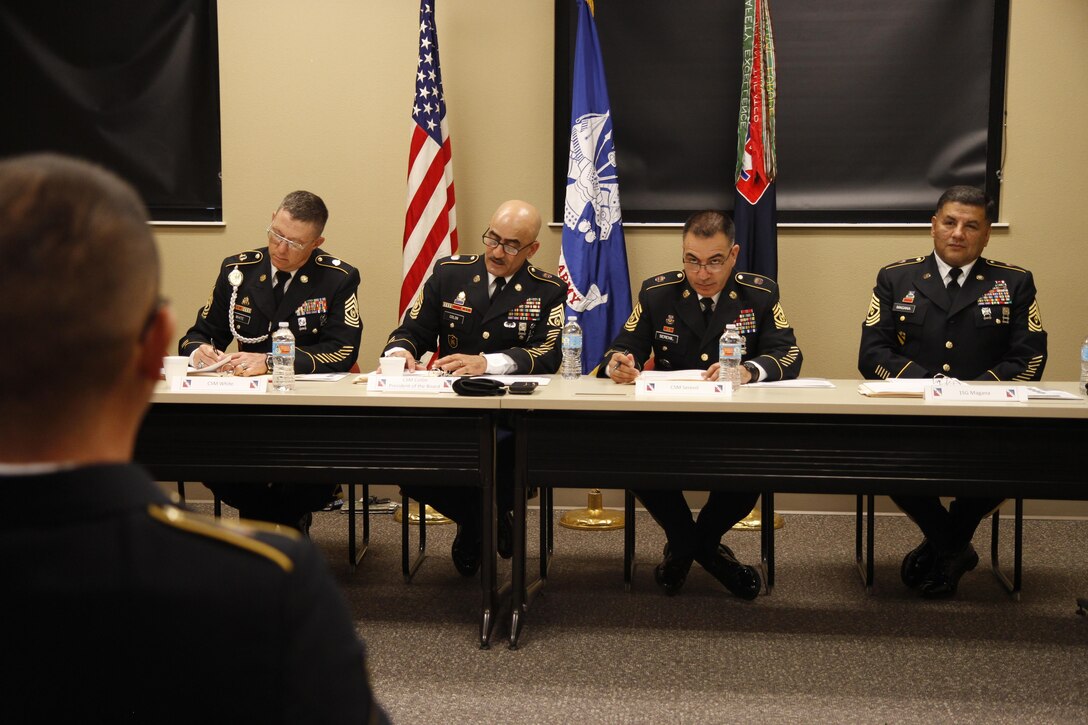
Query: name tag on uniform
655,331,679,343
893,303,916,313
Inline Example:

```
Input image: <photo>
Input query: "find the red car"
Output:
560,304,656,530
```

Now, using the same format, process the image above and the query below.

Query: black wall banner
554,0,1008,224
0,1,222,222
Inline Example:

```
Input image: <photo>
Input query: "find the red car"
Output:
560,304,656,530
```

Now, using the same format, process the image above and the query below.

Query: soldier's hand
382,349,417,372
193,343,228,370
435,353,487,376
227,352,267,377
703,362,753,384
607,352,639,384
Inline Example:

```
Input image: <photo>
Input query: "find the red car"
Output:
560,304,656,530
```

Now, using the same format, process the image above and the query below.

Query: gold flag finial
587,0,595,16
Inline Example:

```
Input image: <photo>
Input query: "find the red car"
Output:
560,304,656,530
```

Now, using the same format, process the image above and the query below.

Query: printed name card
171,376,269,393
366,375,456,394
634,379,733,399
924,384,1027,403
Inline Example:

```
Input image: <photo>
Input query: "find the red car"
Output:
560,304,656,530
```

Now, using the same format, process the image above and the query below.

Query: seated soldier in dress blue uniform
382,200,568,576
179,191,363,531
859,185,1047,599
600,210,803,599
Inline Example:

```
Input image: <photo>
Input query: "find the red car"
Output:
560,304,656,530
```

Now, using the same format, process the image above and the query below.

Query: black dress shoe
653,544,693,596
451,525,481,577
497,510,513,560
920,543,979,599
296,511,313,538
901,538,937,589
697,544,761,600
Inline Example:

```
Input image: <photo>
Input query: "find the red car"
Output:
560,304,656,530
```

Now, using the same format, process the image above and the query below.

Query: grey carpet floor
205,504,1088,723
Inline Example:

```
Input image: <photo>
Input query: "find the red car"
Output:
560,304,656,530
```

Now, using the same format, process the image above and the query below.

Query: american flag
401,0,458,319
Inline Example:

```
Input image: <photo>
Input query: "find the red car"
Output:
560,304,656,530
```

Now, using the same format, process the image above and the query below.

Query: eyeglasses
267,226,310,252
482,231,527,256
682,257,728,272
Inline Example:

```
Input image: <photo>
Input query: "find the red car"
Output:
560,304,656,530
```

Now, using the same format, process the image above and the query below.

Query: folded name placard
924,384,1027,403
634,379,733,399
366,375,456,393
171,376,268,393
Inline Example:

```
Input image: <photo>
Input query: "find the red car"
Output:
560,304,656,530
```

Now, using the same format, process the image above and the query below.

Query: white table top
153,375,1088,419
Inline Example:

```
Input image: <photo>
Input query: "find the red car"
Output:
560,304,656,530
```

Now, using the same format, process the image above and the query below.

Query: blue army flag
557,0,632,374
733,0,778,279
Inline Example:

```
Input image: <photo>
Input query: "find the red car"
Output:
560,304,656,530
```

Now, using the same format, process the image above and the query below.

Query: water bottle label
1081,344,1088,363
564,334,582,347
720,344,741,356
275,341,294,355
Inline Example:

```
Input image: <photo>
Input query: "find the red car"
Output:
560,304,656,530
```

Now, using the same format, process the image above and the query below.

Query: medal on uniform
228,269,243,287
300,275,308,283
473,275,481,283
448,334,459,349
455,291,467,305
514,283,522,292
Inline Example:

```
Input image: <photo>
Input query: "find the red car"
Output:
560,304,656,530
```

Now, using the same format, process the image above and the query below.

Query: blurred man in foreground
0,154,385,723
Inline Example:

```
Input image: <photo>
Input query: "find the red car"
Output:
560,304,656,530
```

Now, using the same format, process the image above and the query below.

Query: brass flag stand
394,503,453,525
559,489,625,530
732,503,784,530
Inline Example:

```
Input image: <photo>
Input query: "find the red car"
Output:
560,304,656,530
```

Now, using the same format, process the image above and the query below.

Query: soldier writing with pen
598,210,802,599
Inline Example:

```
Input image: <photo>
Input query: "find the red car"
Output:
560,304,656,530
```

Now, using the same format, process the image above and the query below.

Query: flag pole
732,0,781,533
557,0,629,532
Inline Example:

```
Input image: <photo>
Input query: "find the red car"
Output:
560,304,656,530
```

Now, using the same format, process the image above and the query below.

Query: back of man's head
0,154,161,439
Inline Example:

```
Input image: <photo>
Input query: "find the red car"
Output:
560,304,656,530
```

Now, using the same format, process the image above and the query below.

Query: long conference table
135,376,1088,649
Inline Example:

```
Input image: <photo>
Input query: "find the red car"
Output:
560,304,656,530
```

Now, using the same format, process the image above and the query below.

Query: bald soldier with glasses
599,210,802,600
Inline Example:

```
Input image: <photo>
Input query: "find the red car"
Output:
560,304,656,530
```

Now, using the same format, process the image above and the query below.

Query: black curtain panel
0,0,222,222
554,0,1008,224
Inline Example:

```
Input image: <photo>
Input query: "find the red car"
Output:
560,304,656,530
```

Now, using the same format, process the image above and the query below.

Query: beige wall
160,2,1088,515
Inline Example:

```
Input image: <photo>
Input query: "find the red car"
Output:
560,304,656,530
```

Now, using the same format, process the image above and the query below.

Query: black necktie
273,270,291,306
491,276,506,302
700,296,714,323
947,267,962,305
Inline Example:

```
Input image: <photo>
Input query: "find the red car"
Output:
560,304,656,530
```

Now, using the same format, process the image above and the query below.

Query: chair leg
855,494,874,592
760,492,775,593
213,494,222,518
176,482,186,504
990,498,1023,599
624,490,636,591
346,483,369,572
402,496,426,582
539,487,551,581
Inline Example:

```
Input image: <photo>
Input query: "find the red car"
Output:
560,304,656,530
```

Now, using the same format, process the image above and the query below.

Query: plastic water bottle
718,323,744,391
561,315,582,380
1080,336,1088,387
271,322,295,392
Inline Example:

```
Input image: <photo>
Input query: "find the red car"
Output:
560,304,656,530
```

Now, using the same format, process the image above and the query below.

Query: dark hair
682,210,736,243
0,153,158,415
278,190,329,233
936,185,995,222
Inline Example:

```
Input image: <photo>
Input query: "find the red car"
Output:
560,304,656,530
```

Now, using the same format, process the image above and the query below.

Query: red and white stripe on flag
401,118,457,318
401,0,458,319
